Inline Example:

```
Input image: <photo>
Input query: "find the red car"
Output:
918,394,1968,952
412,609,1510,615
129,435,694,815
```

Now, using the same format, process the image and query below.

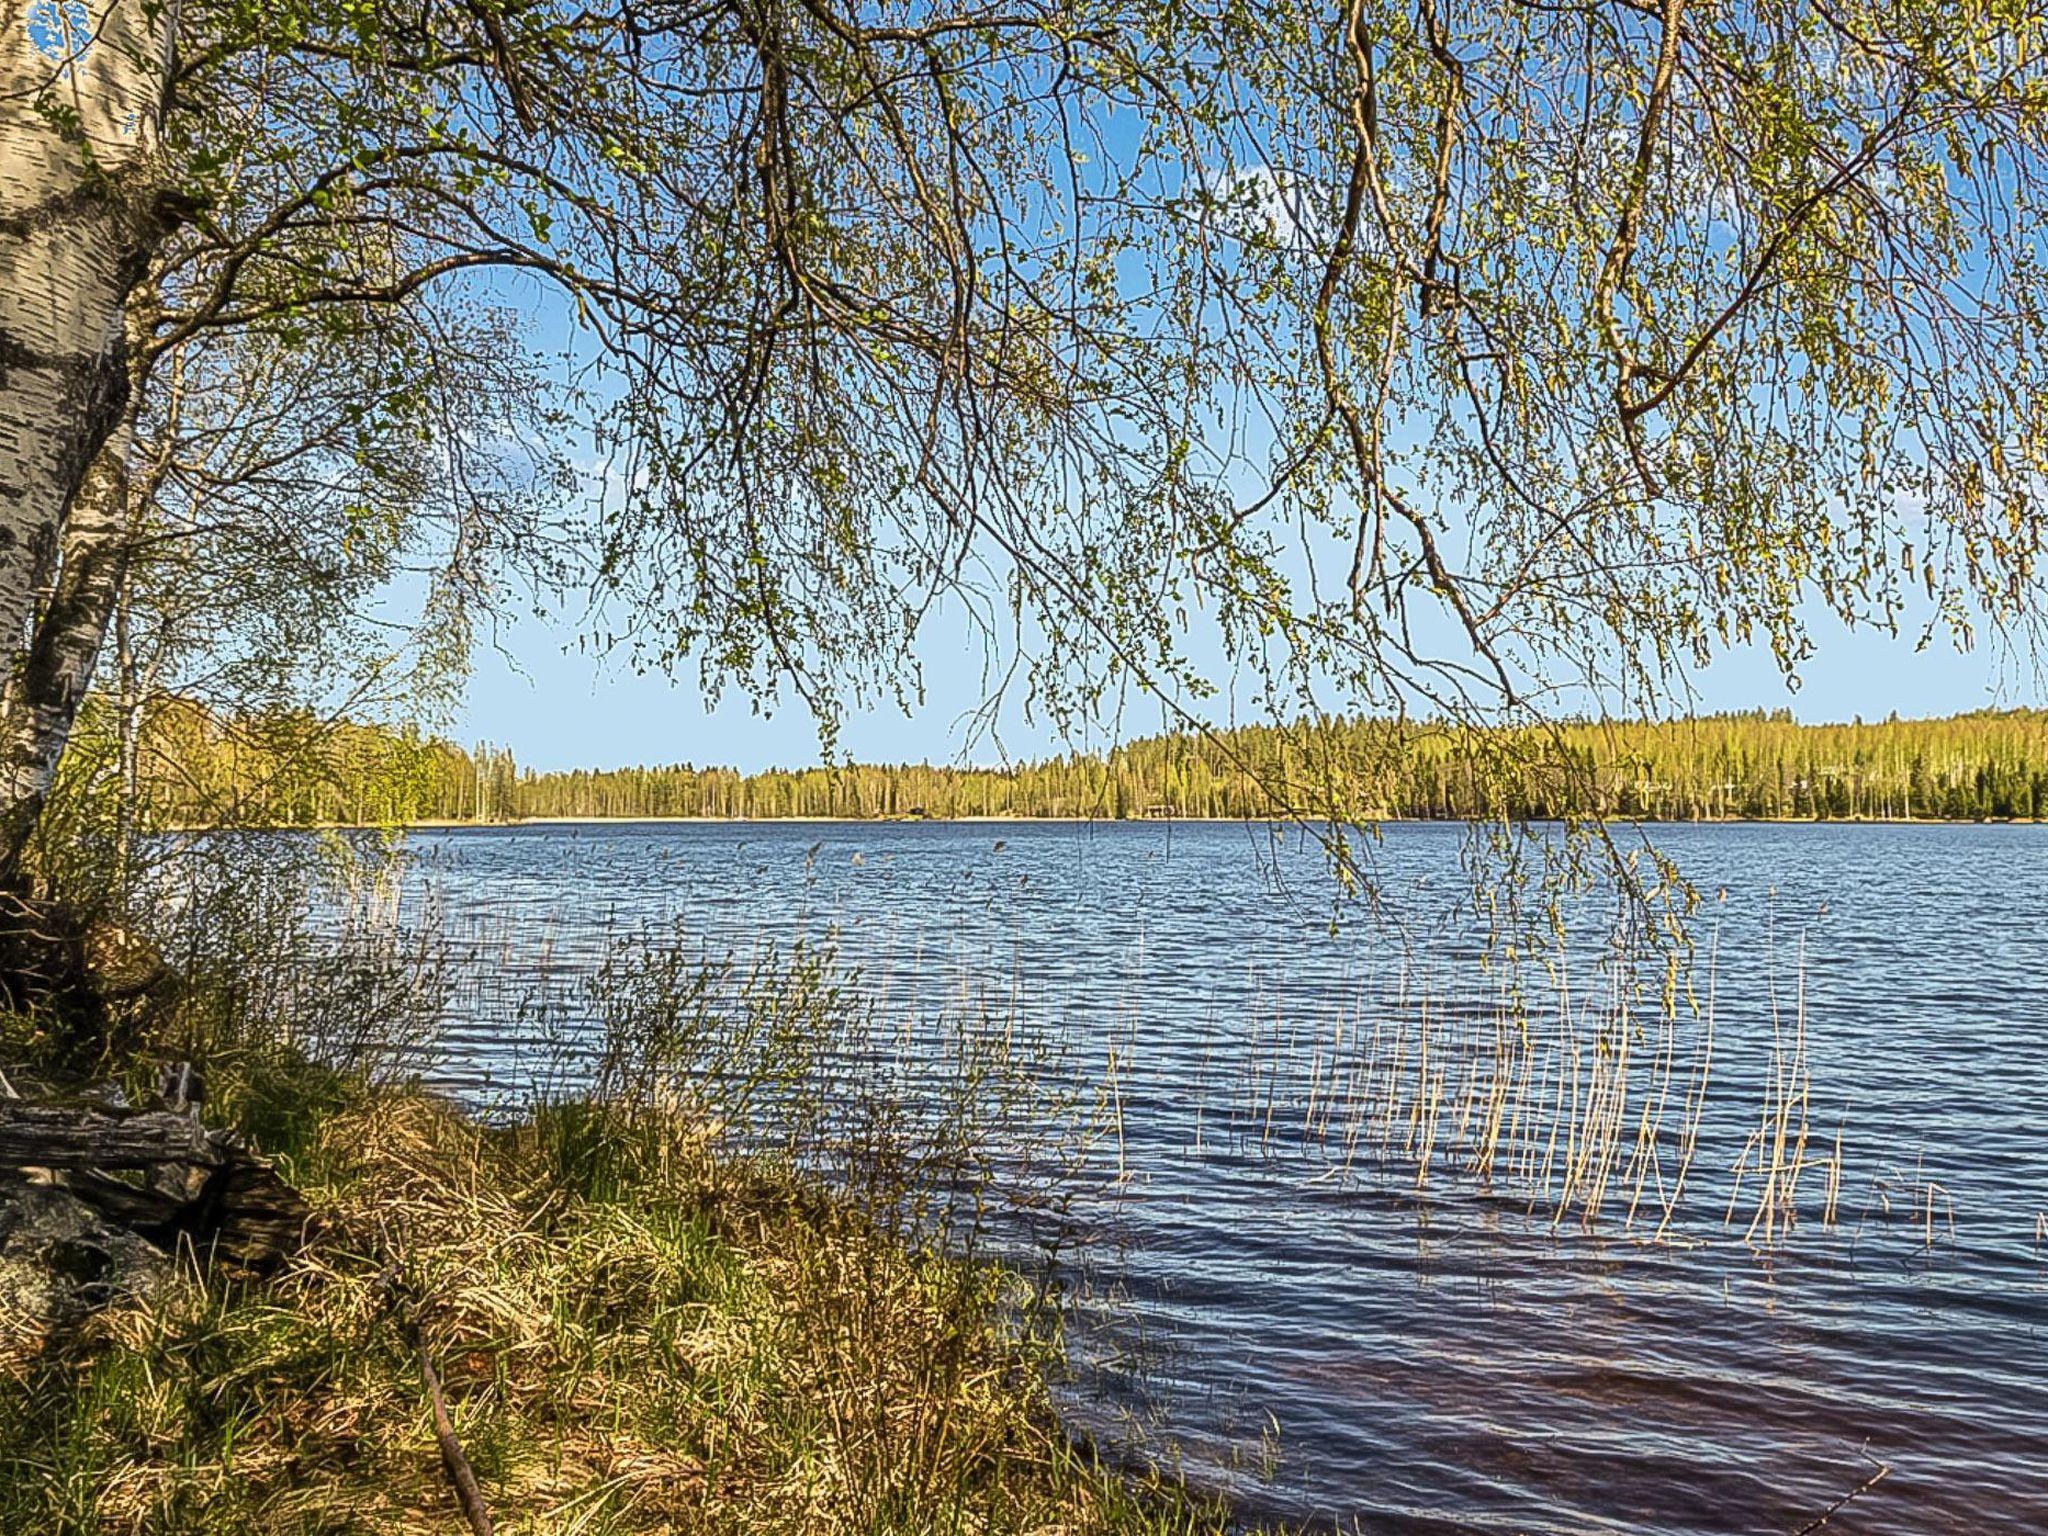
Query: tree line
87,704,2048,828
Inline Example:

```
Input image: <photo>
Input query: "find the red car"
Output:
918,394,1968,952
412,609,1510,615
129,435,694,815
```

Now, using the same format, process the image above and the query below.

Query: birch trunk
0,435,137,864
113,569,139,876
0,0,178,875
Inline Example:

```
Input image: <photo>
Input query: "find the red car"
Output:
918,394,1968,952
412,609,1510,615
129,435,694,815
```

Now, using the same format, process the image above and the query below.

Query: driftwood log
0,1064,308,1268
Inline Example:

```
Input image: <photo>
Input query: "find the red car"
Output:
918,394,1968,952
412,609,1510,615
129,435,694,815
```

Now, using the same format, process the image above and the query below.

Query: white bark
113,541,140,874
0,0,175,869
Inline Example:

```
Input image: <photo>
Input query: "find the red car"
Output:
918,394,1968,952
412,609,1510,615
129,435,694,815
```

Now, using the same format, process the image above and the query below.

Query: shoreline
178,812,2048,832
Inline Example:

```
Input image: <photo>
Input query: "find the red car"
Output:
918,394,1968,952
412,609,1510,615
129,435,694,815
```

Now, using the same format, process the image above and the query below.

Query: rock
0,1183,168,1330
82,917,169,1002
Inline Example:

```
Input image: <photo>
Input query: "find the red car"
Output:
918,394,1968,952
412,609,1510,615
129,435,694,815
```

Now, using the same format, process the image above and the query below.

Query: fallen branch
0,1068,307,1265
378,1262,496,1536
417,1335,496,1536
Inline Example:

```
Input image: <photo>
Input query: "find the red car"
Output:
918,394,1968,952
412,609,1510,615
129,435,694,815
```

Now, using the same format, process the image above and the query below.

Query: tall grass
0,839,1236,1536
1155,932,1864,1248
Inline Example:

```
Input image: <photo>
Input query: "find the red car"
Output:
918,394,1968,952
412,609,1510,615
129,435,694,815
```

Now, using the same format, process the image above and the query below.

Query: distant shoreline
145,707,2048,830
185,813,2048,832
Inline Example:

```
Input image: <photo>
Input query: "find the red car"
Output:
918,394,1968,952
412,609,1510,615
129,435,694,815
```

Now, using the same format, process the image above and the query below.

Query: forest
85,703,2048,828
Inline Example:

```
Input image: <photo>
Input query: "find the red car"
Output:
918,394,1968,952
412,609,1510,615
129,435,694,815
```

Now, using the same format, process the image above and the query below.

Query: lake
384,819,2048,1535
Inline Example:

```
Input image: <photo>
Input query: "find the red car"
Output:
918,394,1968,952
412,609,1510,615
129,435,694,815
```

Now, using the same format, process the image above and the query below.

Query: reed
391,886,1914,1261
1726,934,1819,1246
1860,1155,1960,1251
1167,931,1870,1247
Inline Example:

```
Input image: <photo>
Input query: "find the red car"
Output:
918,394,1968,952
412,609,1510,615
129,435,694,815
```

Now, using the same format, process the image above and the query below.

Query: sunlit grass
0,1087,1235,1535
0,840,1240,1536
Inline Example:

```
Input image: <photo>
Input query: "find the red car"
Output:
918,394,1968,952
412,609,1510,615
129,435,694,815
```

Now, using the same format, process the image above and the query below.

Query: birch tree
0,0,180,874
63,295,568,878
3,0,1204,887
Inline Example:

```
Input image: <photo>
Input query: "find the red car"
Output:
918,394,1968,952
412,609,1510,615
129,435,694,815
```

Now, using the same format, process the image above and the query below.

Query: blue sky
454,598,2041,774
439,171,2046,777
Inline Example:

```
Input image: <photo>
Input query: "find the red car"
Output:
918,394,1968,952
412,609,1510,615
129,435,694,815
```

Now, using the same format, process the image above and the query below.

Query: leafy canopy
65,0,2048,782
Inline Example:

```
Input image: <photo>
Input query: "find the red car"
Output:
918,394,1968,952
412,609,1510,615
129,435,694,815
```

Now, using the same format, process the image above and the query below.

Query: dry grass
1177,935,1860,1247
0,1089,1233,1536
2,839,1232,1535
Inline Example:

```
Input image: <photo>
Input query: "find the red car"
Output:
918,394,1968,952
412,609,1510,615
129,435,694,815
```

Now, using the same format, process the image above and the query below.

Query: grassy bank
0,1077,1232,1535
0,835,1238,1536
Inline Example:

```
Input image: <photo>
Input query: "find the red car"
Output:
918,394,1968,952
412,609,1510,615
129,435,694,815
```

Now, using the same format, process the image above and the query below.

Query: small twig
417,1337,496,1536
1792,1453,1890,1536
379,1262,494,1536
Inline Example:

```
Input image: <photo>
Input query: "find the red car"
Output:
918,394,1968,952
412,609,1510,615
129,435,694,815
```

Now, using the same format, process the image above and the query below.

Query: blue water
389,820,2048,1534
